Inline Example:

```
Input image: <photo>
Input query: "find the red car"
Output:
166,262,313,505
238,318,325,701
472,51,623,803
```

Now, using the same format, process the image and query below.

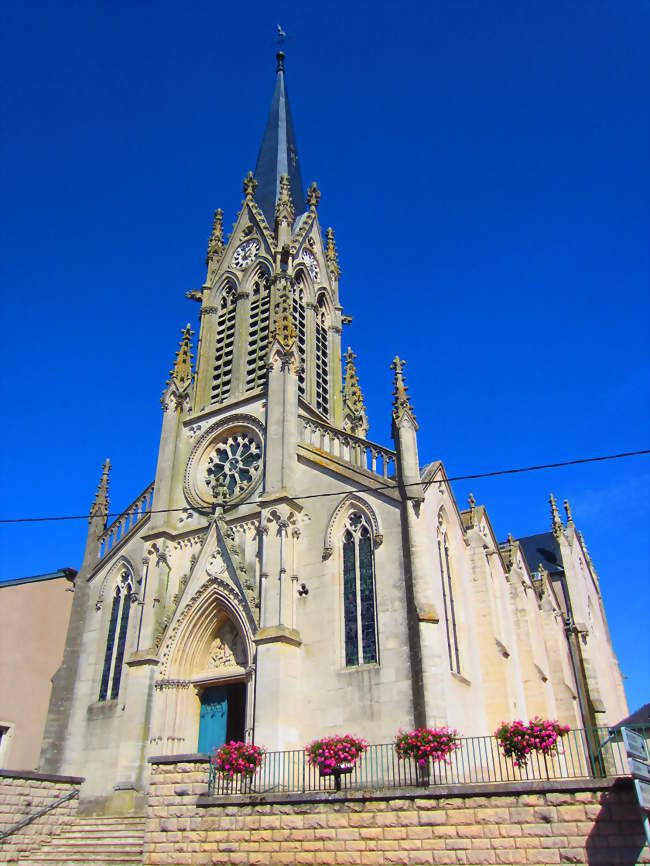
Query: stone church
39,51,628,807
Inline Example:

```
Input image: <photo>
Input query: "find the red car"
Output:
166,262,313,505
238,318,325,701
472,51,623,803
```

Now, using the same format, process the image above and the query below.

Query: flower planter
306,734,367,792
394,726,460,787
320,763,355,791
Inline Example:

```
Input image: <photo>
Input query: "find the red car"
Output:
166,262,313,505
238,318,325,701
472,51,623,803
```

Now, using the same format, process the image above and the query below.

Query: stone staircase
19,815,144,865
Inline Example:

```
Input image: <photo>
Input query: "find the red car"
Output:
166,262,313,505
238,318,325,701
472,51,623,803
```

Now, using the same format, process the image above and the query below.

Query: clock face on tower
301,248,320,281
232,239,260,269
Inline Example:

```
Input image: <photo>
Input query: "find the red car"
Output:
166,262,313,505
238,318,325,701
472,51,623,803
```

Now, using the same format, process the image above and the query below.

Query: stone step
19,814,145,865
19,851,142,866
56,828,143,839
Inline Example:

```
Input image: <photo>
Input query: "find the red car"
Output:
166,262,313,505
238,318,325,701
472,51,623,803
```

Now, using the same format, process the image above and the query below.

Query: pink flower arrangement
394,727,460,766
306,734,367,776
212,740,265,778
495,717,570,768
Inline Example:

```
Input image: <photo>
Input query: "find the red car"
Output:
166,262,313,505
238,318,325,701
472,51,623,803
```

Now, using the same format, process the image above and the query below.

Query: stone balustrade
98,481,155,562
300,418,396,481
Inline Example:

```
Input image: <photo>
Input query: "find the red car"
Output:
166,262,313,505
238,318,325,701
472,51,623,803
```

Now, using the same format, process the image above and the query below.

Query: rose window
205,432,262,501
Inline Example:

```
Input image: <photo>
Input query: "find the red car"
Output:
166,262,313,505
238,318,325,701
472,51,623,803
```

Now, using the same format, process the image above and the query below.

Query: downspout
556,571,600,775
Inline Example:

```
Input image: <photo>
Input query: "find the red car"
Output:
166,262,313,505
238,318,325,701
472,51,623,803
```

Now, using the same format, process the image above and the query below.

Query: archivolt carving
158,574,255,678
95,556,137,611
323,494,382,556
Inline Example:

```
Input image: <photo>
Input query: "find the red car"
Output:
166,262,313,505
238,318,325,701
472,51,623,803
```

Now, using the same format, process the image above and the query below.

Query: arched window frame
437,512,461,675
211,280,237,403
98,568,134,701
341,510,379,668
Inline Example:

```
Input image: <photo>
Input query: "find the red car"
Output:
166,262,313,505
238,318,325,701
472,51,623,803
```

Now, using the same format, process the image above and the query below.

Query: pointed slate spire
254,51,305,227
89,458,111,525
343,347,369,437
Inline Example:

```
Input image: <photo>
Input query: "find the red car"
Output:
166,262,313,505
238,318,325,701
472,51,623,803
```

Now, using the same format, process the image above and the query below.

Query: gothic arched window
211,282,237,403
99,570,133,701
342,511,378,666
437,517,461,674
246,269,271,391
315,293,329,415
292,276,307,398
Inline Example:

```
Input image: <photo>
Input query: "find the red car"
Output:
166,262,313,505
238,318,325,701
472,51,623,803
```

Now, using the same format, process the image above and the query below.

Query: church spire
253,50,305,227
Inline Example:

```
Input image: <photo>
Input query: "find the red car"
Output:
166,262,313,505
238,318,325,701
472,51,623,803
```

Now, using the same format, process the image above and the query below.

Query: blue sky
1,1,648,712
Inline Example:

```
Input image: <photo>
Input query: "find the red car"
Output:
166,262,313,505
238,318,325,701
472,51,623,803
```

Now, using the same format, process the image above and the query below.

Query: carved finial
391,356,417,427
206,208,224,266
343,347,369,437
507,532,514,546
563,499,574,526
468,492,476,527
269,276,297,350
550,493,563,538
326,227,340,279
170,324,193,388
89,458,111,525
243,171,258,199
275,174,295,225
578,530,594,568
306,182,321,210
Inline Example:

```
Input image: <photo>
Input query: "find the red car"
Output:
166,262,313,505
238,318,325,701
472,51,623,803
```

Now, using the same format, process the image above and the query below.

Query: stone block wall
144,757,650,866
0,769,82,864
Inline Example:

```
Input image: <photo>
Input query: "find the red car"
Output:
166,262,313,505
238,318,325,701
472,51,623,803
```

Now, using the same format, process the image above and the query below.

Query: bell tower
191,51,344,427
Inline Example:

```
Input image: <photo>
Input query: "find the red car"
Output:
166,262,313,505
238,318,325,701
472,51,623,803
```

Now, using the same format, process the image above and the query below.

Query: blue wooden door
198,686,228,753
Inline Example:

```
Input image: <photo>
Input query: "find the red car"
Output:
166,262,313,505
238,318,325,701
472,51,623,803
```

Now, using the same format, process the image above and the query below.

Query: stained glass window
98,571,133,702
342,512,378,666
110,585,132,699
99,589,120,701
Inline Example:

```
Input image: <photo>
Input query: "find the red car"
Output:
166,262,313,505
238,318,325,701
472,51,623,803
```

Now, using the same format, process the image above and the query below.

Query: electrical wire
0,448,648,526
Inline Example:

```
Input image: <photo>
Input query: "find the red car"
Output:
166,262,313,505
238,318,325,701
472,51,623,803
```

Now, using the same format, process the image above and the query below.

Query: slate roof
517,531,564,575
0,567,77,587
253,51,305,227
610,702,650,731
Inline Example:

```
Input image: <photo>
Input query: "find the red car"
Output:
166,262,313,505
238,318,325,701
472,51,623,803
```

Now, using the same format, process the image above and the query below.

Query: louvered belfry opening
246,269,271,391
212,283,237,403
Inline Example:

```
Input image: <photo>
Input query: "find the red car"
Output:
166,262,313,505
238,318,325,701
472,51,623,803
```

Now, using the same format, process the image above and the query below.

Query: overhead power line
0,448,648,526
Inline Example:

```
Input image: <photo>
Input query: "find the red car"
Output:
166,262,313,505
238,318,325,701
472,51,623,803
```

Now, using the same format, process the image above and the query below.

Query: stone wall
144,757,650,866
0,769,83,863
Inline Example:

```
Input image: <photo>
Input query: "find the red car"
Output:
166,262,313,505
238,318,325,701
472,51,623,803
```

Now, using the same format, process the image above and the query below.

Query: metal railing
208,726,647,796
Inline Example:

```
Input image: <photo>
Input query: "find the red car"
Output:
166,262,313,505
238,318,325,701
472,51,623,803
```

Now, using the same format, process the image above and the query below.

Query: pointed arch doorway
193,616,249,753
155,586,255,757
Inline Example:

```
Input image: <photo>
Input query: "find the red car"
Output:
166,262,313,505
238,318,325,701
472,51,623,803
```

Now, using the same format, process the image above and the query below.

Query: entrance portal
197,682,246,752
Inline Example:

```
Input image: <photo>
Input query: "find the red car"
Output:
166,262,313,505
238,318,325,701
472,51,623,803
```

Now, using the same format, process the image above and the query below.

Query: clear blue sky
1,1,648,712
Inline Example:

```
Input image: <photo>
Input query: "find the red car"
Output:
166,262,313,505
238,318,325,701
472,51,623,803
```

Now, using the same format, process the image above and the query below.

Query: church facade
39,52,628,805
